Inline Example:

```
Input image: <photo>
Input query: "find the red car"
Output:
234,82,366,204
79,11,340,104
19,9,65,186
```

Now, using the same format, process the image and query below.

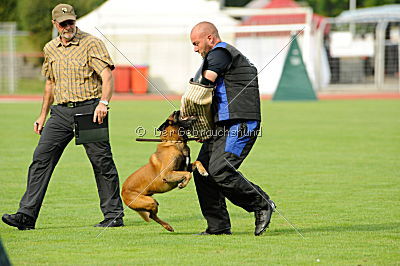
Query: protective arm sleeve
180,80,214,140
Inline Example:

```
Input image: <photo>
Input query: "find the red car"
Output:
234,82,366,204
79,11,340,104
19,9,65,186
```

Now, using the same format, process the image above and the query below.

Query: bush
15,0,106,51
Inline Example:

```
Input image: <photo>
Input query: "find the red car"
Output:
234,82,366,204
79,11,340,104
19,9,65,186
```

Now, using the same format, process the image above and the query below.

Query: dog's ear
157,120,171,131
173,110,181,123
157,121,167,132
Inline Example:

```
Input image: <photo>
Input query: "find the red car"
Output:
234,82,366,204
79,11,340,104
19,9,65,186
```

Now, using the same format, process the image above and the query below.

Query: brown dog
122,111,208,232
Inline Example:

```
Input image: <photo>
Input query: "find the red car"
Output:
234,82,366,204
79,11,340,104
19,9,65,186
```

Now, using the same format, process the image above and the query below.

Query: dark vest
195,42,261,123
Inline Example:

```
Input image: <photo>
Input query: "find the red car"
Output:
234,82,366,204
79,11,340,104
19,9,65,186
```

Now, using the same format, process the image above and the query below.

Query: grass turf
0,99,399,265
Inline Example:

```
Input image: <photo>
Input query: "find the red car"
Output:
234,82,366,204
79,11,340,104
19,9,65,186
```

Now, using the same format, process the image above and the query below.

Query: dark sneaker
254,199,276,236
2,213,35,230
195,229,232,235
94,217,124,227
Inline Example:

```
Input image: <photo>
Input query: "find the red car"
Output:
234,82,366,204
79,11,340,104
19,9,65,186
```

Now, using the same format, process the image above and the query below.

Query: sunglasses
58,20,75,28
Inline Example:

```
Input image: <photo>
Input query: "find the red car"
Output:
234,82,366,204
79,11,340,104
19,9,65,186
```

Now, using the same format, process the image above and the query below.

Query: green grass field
0,99,399,265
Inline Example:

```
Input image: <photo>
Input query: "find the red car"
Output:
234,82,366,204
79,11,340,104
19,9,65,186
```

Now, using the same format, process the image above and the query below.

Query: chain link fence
316,19,400,92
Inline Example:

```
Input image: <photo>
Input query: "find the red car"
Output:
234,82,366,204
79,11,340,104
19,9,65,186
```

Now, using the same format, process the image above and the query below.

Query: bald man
182,22,275,236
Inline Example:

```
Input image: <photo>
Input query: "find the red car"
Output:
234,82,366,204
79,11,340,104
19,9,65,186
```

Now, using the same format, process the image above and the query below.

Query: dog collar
162,140,185,143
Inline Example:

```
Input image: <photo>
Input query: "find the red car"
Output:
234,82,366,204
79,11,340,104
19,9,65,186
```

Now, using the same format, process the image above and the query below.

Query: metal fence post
8,23,16,94
0,22,17,94
315,19,329,91
375,21,388,90
398,39,400,93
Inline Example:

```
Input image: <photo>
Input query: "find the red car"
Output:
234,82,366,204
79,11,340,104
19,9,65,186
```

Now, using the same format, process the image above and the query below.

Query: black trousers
17,100,124,220
193,120,270,233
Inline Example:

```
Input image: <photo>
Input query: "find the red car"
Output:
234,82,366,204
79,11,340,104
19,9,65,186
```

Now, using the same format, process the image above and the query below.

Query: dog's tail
137,211,151,222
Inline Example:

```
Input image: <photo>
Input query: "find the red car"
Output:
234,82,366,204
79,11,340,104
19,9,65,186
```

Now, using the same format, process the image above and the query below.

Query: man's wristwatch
99,100,109,106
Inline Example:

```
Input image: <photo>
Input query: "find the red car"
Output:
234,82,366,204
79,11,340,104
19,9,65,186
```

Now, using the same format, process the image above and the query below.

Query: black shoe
195,229,232,235
2,213,35,230
94,217,124,227
254,199,276,236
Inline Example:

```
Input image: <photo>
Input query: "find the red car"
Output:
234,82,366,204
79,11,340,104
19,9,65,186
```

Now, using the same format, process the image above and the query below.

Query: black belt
58,99,98,108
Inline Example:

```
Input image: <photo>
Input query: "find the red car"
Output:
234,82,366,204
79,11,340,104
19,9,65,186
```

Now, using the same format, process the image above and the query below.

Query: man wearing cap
2,3,124,230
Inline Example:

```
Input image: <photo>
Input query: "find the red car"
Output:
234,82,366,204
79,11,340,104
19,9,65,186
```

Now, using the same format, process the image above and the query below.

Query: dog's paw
196,168,208,177
199,170,209,177
178,182,187,189
164,224,174,232
193,161,208,177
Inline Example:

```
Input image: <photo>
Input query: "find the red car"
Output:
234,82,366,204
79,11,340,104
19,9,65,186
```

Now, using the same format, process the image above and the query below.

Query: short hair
191,21,220,39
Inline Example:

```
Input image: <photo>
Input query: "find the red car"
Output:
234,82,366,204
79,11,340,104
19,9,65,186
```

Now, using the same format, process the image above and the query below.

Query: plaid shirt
41,28,114,104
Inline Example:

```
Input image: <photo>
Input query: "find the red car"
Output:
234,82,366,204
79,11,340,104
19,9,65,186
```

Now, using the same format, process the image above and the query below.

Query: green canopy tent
272,36,318,101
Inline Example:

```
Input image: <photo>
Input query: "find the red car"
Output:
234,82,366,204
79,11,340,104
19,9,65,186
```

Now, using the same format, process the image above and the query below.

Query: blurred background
1,0,400,96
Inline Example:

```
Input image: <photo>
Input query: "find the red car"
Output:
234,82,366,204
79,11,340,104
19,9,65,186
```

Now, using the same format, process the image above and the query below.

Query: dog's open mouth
178,116,197,129
157,111,197,132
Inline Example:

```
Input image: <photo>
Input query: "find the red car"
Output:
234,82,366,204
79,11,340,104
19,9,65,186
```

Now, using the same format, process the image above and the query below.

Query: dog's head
157,111,196,140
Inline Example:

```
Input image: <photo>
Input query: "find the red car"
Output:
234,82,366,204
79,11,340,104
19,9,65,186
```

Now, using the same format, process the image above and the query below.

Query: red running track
0,93,399,102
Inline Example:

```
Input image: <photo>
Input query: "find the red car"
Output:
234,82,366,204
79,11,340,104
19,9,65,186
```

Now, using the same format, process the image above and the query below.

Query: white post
219,0,225,10
315,19,328,91
375,22,382,90
349,0,356,35
303,7,313,86
374,23,380,89
7,23,16,94
398,40,400,93
375,21,389,90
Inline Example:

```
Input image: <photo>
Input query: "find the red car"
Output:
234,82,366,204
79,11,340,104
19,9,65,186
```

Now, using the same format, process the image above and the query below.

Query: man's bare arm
34,79,54,135
93,67,114,124
203,70,218,83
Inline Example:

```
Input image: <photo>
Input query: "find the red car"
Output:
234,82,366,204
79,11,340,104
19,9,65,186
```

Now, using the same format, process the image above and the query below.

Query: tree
225,0,252,7
299,0,400,17
225,0,400,17
0,0,18,22
16,0,106,50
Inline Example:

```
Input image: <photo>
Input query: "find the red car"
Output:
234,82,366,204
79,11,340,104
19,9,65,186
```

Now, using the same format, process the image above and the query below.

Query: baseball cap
52,4,76,23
